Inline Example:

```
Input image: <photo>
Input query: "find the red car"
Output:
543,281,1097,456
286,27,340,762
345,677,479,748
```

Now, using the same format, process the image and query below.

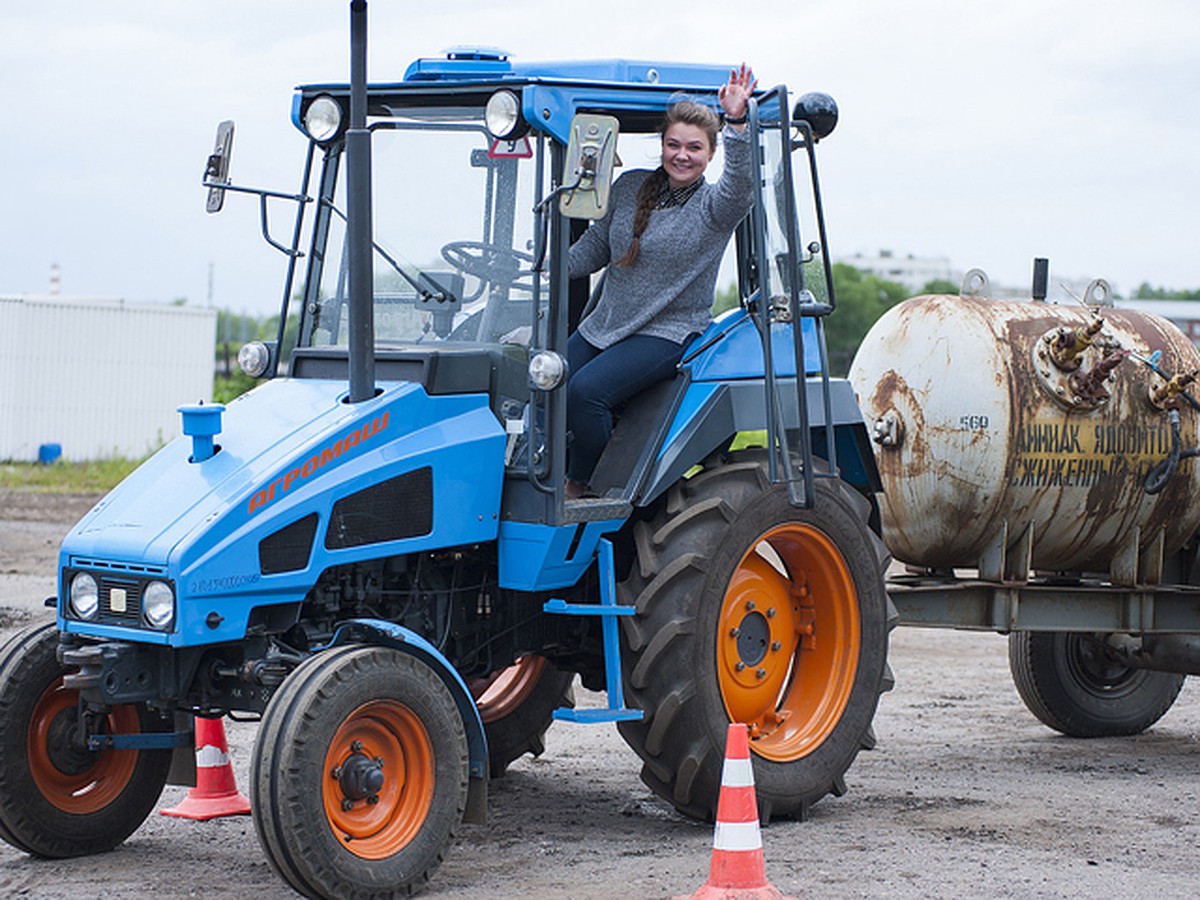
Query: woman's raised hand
717,63,757,124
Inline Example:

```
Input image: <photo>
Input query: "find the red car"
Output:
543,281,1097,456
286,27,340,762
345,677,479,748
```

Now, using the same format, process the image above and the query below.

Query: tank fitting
1069,349,1128,406
1149,370,1198,409
1047,317,1104,371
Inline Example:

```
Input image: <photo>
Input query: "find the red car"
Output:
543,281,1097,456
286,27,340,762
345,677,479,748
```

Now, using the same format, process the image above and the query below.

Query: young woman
565,64,757,497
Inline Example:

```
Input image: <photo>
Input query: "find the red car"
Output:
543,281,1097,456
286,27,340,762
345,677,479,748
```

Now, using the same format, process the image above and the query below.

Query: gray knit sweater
567,126,754,349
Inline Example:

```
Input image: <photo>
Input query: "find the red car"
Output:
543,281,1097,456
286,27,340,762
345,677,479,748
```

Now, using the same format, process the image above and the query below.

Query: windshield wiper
324,200,457,303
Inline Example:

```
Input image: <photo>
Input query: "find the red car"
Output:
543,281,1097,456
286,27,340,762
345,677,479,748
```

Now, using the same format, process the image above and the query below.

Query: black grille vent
99,576,142,625
325,467,434,550
259,513,319,575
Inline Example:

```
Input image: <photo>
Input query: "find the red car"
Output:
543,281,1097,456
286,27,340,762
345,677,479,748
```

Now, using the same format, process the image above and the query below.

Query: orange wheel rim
717,523,860,762
28,680,141,814
323,700,434,860
470,655,548,723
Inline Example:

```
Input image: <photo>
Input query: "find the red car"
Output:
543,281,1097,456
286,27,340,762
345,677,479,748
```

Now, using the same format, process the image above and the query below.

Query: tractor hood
59,377,505,646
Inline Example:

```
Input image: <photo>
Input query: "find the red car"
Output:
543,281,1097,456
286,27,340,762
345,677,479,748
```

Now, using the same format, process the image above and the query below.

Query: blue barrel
37,443,62,465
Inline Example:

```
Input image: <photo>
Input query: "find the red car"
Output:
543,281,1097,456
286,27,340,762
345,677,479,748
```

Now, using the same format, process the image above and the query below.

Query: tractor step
543,538,643,723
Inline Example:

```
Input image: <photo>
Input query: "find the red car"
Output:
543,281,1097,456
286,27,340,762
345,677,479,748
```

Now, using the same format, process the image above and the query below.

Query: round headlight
304,95,343,142
528,351,567,391
238,341,271,378
70,573,99,620
485,90,525,140
143,581,175,630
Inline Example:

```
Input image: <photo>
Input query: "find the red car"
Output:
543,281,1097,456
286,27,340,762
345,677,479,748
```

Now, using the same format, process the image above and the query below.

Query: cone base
160,790,251,820
672,884,797,900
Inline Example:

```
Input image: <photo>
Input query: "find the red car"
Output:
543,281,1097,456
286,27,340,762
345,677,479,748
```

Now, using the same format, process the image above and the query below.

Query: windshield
307,110,548,349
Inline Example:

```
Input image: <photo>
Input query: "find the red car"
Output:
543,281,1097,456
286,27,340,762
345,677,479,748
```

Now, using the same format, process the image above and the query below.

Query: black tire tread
0,623,171,858
1008,631,1185,737
251,645,470,899
617,450,894,822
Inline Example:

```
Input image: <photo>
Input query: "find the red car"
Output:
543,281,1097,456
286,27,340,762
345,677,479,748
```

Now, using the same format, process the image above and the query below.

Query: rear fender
641,377,880,505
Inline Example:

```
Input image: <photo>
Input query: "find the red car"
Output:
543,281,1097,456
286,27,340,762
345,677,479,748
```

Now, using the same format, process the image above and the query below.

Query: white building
836,249,961,293
0,295,216,461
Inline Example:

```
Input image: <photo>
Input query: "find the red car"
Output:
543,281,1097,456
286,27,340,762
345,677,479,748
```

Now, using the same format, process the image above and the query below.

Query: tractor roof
293,48,742,143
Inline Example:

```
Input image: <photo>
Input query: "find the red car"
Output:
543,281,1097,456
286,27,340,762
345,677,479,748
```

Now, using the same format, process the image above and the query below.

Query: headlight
70,573,99,620
528,351,567,391
304,95,343,142
485,90,526,140
238,341,271,378
143,581,175,630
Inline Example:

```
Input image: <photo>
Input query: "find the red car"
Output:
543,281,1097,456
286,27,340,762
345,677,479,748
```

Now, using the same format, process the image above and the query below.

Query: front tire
251,645,470,898
0,623,171,857
617,452,894,821
1008,631,1185,736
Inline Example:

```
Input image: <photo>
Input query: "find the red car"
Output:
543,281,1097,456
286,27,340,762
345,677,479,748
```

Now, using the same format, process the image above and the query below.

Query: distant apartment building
836,249,960,293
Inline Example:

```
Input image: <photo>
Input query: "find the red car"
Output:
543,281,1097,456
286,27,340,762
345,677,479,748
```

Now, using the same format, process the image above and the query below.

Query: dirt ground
1,488,1197,899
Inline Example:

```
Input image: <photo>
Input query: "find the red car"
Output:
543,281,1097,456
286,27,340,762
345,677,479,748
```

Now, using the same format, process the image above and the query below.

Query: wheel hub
333,744,386,805
718,524,861,762
44,707,96,777
734,609,771,667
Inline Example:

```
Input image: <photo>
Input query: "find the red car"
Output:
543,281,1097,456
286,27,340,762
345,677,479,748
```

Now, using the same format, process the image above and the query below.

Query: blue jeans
566,331,687,483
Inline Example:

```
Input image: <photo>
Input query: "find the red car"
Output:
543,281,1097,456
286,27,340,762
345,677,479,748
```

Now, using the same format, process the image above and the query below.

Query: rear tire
0,623,171,857
1008,631,1185,737
251,645,469,898
470,655,575,777
617,451,894,821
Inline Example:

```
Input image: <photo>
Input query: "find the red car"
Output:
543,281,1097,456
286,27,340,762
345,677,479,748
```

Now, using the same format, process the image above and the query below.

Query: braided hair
614,99,721,268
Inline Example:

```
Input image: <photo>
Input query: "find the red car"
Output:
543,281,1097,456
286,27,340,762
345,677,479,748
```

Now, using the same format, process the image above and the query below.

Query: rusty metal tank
848,282,1200,585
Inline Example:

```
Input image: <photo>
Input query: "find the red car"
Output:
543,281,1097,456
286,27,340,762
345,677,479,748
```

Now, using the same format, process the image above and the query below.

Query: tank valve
1047,317,1104,371
1149,370,1198,409
871,412,904,448
1069,349,1129,406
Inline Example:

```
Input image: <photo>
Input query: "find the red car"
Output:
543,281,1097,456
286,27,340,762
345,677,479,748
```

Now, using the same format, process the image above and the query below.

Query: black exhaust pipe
346,0,376,402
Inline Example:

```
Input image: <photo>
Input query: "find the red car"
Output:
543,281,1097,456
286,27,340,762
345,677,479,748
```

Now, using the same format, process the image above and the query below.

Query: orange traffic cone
160,715,251,820
673,724,798,900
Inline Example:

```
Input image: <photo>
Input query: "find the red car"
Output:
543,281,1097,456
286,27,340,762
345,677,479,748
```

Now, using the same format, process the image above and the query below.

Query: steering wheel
441,241,537,294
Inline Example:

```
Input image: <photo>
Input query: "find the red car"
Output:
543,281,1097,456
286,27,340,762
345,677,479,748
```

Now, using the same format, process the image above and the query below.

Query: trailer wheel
617,451,894,821
0,623,171,857
251,645,469,898
1008,631,1185,737
470,655,575,777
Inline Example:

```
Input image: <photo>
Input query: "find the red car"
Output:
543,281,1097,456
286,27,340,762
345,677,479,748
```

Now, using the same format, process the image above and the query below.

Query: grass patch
0,456,144,493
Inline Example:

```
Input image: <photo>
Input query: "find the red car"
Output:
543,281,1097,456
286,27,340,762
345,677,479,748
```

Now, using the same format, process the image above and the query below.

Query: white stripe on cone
196,745,231,768
713,820,763,852
721,756,754,788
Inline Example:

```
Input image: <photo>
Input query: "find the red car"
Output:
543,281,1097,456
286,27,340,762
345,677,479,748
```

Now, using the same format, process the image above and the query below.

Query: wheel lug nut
330,766,343,781
745,600,756,611
766,607,776,618
350,740,364,752
755,668,767,679
729,627,740,638
771,641,782,652
367,794,379,805
735,661,746,672
342,799,354,811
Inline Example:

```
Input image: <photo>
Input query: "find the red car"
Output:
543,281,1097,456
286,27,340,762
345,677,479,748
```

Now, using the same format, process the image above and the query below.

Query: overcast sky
5,1,1199,315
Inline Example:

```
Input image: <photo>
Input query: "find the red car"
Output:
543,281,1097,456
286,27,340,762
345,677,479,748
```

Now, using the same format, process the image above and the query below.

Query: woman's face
661,122,715,189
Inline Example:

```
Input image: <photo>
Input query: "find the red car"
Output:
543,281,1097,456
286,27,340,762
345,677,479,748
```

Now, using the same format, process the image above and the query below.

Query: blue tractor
0,5,893,896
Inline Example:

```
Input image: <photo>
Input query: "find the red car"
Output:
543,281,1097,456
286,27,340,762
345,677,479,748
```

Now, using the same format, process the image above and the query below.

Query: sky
5,1,1200,316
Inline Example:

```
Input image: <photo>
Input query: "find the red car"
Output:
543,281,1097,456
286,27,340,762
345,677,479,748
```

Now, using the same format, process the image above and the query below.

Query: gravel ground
1,488,1197,899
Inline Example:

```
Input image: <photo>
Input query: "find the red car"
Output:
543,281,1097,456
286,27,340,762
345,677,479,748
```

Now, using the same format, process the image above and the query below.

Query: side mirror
204,120,235,214
559,114,619,220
